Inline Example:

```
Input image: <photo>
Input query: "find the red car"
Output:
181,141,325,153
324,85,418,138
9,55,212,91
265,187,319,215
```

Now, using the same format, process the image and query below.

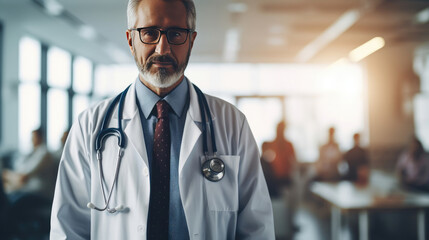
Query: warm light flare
349,37,385,62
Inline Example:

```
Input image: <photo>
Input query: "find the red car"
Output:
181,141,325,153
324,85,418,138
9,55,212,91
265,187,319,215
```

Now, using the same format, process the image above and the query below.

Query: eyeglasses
129,27,193,45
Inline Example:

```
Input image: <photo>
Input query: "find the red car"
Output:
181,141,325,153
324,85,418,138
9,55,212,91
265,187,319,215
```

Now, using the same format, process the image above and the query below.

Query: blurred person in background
315,127,342,181
263,121,297,189
1,128,57,238
396,136,429,191
262,121,299,237
2,128,56,201
342,133,370,184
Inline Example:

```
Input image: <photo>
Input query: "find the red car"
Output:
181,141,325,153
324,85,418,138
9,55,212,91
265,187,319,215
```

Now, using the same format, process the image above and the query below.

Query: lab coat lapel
178,81,203,175
114,82,149,166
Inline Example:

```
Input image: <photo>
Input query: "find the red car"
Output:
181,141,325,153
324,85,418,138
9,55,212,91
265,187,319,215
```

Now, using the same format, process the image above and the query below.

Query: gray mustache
148,55,177,68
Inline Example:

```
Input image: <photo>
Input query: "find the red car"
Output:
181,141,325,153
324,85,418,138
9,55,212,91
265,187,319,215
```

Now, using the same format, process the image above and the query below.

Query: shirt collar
135,77,189,119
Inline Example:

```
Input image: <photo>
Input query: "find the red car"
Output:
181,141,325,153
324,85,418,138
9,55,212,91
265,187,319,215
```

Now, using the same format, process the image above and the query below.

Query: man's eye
142,30,158,37
169,31,182,38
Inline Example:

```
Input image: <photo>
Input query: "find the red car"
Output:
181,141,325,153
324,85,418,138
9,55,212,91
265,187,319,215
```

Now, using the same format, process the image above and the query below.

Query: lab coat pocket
201,155,240,212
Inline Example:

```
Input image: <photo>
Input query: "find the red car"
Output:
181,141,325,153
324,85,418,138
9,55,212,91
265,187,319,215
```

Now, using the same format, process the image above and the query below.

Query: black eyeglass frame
129,27,194,45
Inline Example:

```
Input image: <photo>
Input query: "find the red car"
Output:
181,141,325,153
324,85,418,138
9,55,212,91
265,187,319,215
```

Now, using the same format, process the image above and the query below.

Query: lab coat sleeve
236,117,275,239
50,118,92,240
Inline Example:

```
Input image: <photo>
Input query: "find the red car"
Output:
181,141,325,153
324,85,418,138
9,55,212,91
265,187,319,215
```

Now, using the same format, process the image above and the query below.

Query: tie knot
156,100,169,119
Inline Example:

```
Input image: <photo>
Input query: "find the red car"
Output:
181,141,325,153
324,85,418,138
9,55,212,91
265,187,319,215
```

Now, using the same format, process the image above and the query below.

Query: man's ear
126,30,134,54
189,31,197,50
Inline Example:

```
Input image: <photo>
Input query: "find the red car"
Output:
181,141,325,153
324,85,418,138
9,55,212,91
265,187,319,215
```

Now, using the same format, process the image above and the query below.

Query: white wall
366,41,419,168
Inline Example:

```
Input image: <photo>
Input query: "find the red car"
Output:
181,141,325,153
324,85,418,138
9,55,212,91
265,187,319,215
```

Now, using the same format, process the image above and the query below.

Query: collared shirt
135,77,190,240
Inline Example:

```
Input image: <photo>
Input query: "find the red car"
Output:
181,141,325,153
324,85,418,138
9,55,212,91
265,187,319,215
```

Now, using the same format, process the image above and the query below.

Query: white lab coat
50,79,275,240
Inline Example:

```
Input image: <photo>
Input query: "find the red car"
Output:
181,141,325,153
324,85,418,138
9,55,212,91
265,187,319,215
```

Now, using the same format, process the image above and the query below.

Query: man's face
126,0,197,89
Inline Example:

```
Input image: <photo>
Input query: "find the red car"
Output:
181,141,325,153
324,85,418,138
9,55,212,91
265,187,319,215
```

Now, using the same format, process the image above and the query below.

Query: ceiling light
227,3,248,13
415,8,429,24
43,0,64,16
329,58,349,68
349,37,385,62
78,25,97,40
296,10,360,62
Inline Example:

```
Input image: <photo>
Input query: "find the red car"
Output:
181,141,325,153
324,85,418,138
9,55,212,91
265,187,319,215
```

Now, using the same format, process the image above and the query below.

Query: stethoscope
193,85,225,182
87,83,225,213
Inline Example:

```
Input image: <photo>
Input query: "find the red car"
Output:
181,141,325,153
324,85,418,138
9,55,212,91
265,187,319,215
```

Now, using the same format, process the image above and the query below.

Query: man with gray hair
50,0,274,239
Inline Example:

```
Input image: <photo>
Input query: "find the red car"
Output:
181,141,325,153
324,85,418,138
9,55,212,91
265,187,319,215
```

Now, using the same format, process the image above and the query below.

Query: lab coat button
143,168,149,176
137,225,145,232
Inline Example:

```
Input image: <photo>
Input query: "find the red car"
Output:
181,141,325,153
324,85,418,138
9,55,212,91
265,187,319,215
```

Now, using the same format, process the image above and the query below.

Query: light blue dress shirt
135,77,190,240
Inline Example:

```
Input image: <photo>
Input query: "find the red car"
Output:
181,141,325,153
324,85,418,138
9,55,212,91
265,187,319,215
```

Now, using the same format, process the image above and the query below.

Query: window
73,56,92,94
72,56,92,122
18,36,96,152
47,47,71,88
18,36,42,152
46,46,71,151
19,37,41,83
73,95,90,121
18,85,41,153
47,89,68,151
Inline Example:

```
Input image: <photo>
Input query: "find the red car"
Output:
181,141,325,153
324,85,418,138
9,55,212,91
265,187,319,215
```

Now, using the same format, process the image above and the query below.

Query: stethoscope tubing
93,148,124,213
95,86,130,151
90,86,129,213
193,84,217,155
193,84,226,182
90,83,224,214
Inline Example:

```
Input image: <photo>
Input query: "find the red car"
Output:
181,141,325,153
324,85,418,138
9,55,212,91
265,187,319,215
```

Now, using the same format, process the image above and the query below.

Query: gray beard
139,65,184,88
133,45,191,89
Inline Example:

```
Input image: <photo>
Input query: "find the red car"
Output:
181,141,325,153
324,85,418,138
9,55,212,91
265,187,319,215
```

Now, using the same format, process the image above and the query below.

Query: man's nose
155,34,172,55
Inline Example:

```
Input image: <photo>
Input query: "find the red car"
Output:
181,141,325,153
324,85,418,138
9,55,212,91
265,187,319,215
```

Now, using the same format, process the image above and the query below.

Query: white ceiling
1,0,429,65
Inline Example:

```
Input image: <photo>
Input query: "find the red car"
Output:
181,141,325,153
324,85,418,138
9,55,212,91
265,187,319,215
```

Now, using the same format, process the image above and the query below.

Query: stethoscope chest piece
202,157,225,182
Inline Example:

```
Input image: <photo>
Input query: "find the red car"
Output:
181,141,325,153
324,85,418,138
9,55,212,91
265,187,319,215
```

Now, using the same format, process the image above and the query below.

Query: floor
273,193,331,240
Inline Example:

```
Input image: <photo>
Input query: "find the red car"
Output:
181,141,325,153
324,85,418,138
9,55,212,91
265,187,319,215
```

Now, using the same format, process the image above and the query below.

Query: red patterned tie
147,100,170,240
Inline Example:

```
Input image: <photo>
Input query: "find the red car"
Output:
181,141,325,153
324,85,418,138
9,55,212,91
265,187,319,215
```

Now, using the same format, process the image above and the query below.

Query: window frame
0,21,3,144
18,36,95,151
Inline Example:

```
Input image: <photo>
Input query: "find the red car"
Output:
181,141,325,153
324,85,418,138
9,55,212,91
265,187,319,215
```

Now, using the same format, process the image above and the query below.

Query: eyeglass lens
140,28,189,45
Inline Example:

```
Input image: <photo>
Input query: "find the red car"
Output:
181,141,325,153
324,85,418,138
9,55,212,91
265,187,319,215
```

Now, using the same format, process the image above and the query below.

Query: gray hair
127,0,196,30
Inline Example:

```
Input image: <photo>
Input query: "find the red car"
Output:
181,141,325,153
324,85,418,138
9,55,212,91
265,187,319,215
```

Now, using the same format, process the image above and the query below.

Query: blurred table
311,170,429,240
